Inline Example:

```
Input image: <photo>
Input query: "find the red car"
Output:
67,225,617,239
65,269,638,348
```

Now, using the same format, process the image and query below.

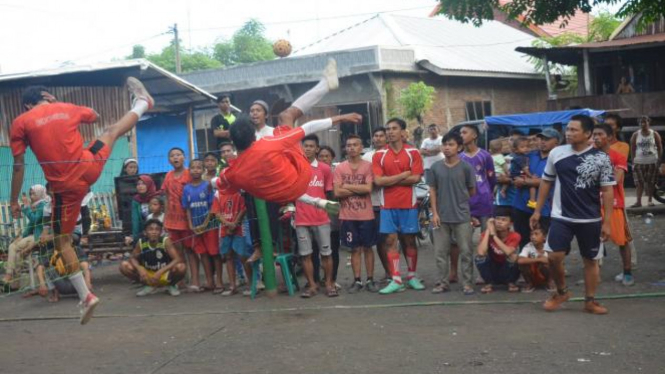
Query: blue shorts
545,219,605,260
379,208,419,234
341,220,377,249
220,235,249,258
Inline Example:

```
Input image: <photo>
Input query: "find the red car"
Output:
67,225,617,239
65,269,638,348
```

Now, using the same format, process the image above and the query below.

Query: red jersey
212,190,246,237
372,144,423,209
162,169,192,230
216,127,312,203
295,160,333,226
10,103,97,183
608,149,627,209
481,231,521,264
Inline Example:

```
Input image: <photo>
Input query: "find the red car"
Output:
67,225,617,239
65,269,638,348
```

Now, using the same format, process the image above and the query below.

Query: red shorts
192,229,219,256
167,229,193,248
50,140,111,234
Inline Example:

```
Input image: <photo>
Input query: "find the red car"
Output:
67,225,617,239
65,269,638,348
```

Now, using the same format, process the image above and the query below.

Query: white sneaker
79,293,100,325
323,59,339,90
167,285,180,297
614,272,624,282
136,286,157,297
126,77,154,109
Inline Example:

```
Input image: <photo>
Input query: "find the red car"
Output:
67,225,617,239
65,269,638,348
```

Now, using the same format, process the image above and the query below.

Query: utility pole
169,23,182,74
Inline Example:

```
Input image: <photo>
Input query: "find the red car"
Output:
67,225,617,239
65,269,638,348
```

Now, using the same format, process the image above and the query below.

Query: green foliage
213,19,274,66
398,82,436,125
129,45,145,59
135,40,222,73
436,0,661,29
588,9,622,41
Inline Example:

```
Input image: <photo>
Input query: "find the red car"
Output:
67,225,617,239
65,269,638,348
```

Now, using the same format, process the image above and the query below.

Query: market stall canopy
485,108,606,127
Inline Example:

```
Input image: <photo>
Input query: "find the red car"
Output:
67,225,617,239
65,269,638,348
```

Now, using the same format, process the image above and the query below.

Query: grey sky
0,0,624,74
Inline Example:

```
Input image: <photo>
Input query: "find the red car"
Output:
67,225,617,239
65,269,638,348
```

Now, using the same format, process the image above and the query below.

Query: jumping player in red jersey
212,59,362,211
10,79,154,324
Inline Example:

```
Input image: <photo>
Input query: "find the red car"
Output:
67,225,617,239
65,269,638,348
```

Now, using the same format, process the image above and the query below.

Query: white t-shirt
255,125,274,140
362,150,381,207
519,242,548,259
420,136,444,169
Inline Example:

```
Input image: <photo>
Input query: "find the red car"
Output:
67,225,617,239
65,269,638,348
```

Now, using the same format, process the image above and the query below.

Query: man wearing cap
511,128,560,249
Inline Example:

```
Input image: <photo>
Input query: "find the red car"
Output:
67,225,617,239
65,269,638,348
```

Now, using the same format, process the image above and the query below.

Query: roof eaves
418,60,541,80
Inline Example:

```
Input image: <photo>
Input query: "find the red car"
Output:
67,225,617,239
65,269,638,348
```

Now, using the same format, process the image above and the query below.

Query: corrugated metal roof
293,14,539,78
0,59,217,109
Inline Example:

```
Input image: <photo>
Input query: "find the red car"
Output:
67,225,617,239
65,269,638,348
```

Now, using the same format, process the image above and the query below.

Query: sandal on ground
326,287,339,298
212,287,225,295
648,202,655,207
629,203,642,208
22,290,39,298
221,288,238,296
300,288,317,298
521,286,535,293
187,285,203,293
463,287,475,296
481,285,494,294
508,284,520,292
431,282,450,294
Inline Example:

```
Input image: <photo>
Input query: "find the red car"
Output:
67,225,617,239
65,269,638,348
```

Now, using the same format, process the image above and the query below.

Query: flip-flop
629,203,642,208
187,285,203,293
508,284,520,293
648,202,656,207
463,287,475,296
212,287,225,295
481,285,493,294
326,288,339,298
221,288,238,296
300,288,317,298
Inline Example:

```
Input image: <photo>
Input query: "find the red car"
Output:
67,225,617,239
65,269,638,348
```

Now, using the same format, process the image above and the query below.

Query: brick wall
383,73,547,134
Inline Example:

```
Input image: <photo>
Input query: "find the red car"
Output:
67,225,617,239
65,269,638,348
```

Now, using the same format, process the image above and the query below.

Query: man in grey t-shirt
428,132,476,294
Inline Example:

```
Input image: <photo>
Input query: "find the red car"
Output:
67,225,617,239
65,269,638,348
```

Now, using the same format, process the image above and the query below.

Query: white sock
130,99,149,118
292,79,329,114
69,271,91,301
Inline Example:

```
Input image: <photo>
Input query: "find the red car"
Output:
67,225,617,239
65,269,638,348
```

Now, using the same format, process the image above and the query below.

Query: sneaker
136,286,157,297
364,280,379,293
334,282,342,291
257,280,265,290
622,274,635,286
347,281,363,294
407,277,425,291
379,280,405,295
126,77,154,109
323,58,339,90
167,285,180,297
614,272,624,282
243,288,252,297
584,300,608,315
79,293,100,325
543,291,571,312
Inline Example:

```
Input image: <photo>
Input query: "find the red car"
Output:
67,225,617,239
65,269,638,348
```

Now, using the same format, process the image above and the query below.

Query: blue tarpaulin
485,109,605,127
136,114,195,173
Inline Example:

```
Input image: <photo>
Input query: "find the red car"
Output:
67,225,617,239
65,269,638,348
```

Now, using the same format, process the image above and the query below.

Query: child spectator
182,159,221,293
212,184,248,296
120,158,138,177
202,152,219,182
147,197,165,223
161,147,192,280
334,135,377,293
517,226,553,292
125,175,160,246
2,184,47,290
475,207,521,293
119,219,186,297
490,139,508,178
503,137,536,208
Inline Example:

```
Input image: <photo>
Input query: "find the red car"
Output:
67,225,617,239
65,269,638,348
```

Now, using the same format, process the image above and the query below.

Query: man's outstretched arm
10,153,25,219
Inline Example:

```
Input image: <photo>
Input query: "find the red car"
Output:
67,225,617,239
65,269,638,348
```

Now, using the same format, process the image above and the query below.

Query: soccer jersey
212,190,245,237
138,237,172,272
610,140,630,160
216,126,312,203
481,231,521,264
295,159,333,226
608,149,627,209
543,145,615,223
182,181,214,228
372,145,424,209
460,149,496,218
420,136,444,169
162,169,192,231
10,103,97,184
333,160,374,221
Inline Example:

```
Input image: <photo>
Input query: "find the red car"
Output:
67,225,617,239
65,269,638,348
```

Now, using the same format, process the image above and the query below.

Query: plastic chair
274,221,299,296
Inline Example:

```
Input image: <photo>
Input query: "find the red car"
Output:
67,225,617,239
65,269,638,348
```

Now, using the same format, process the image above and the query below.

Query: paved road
2,192,664,374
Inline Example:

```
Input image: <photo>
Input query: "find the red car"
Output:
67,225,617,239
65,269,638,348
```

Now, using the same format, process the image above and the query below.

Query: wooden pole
187,105,195,159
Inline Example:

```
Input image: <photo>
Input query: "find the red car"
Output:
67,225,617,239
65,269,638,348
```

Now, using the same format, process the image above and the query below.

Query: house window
465,101,492,121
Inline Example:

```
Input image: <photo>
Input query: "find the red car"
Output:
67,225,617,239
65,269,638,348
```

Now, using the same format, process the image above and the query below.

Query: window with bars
465,101,492,121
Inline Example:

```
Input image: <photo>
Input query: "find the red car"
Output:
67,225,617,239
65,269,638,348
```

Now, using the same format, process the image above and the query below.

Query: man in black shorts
530,115,615,315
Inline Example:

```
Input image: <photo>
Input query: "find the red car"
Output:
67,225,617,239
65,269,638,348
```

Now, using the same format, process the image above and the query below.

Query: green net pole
254,198,277,297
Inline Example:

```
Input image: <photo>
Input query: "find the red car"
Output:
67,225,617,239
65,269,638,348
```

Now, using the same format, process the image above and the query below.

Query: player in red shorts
212,59,361,210
10,79,154,324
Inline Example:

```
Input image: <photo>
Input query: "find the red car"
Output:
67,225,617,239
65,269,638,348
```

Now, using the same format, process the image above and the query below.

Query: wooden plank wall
0,86,131,146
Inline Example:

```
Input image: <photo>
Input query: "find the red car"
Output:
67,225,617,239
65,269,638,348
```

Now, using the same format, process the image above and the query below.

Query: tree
588,9,622,41
134,41,222,73
129,45,145,59
213,19,274,67
398,82,436,145
436,0,662,29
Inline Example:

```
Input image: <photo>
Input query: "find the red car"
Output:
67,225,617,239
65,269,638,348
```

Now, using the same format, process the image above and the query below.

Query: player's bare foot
323,59,338,90
126,77,154,109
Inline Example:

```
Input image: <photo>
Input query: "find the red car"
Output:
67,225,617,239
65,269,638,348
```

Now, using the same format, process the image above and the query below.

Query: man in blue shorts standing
530,115,615,315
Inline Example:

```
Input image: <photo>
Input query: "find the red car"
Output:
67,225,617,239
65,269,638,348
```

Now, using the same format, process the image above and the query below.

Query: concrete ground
1,189,664,374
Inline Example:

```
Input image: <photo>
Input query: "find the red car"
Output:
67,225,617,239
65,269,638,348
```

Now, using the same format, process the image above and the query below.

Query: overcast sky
0,0,624,74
